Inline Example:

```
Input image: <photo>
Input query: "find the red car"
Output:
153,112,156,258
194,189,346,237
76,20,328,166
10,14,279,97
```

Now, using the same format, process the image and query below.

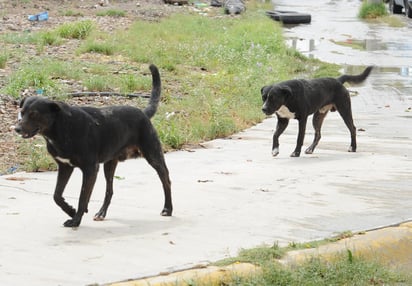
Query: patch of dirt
0,0,213,174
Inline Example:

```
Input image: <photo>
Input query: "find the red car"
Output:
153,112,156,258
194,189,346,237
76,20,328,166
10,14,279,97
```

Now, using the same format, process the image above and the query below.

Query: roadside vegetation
218,253,410,286
359,0,388,19
0,1,338,172
358,0,404,27
191,235,412,286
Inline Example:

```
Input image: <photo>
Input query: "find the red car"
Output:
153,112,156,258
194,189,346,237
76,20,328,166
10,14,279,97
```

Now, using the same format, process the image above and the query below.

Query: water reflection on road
273,0,412,102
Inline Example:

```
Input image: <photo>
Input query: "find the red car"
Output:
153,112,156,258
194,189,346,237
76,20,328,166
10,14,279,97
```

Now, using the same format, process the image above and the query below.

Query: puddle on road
285,37,412,99
286,36,412,96
276,0,412,100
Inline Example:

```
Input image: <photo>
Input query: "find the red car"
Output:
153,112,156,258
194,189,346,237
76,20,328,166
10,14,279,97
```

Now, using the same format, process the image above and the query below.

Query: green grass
205,243,411,286
111,11,337,148
255,253,408,286
2,58,83,97
0,52,8,68
96,9,126,17
79,41,116,55
60,10,84,17
38,31,63,46
83,75,113,91
1,31,40,45
358,1,388,19
56,20,94,39
203,230,412,285
17,137,56,172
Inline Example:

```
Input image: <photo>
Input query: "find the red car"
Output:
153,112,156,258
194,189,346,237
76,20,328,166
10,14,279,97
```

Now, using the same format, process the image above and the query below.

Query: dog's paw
290,151,301,157
272,148,279,157
305,148,314,154
348,146,356,152
93,213,106,221
161,208,172,216
63,219,81,228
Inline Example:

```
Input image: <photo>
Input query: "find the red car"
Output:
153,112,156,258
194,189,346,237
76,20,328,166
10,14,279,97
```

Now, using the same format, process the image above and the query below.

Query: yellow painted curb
108,263,259,286
280,222,412,272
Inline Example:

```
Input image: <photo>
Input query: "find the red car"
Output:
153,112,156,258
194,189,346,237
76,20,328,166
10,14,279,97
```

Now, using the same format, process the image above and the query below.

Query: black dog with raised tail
261,66,373,157
15,64,172,227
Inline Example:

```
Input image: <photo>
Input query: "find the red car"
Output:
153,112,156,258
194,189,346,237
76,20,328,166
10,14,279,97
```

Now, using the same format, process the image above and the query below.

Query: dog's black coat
15,64,172,227
261,66,373,157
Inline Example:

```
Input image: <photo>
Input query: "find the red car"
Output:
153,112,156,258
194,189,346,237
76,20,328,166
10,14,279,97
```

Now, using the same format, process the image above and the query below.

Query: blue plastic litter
28,11,49,21
1,165,19,175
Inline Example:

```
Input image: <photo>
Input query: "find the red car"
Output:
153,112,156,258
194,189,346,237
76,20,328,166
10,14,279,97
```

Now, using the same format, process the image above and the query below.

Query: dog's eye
262,94,267,101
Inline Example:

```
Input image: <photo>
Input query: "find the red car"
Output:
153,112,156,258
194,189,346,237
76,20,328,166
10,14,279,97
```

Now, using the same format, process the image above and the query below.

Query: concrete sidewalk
0,77,411,285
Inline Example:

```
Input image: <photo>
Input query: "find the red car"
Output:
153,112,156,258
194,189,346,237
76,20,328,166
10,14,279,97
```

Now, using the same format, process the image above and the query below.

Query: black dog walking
15,64,172,227
261,66,373,157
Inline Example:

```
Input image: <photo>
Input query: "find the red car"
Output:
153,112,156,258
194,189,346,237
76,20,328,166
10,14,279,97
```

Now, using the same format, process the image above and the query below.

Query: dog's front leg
272,117,289,156
64,164,99,227
53,163,76,218
291,117,308,157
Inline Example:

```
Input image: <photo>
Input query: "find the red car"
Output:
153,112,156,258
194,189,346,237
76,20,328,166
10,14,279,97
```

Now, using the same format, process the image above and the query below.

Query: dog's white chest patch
276,105,295,119
55,156,74,167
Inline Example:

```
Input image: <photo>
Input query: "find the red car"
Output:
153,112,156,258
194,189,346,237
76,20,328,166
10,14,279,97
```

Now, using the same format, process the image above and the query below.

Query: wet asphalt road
0,1,411,285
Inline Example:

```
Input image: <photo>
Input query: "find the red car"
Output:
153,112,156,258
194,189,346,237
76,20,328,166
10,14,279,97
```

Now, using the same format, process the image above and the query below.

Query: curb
280,221,412,272
107,263,258,286
107,222,412,286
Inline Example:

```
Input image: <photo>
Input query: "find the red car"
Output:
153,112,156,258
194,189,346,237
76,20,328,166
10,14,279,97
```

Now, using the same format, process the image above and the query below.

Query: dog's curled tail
337,66,374,85
143,64,161,119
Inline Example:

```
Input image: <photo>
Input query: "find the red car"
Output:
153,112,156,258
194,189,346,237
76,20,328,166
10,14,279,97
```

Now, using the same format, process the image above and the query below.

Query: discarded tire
266,10,311,24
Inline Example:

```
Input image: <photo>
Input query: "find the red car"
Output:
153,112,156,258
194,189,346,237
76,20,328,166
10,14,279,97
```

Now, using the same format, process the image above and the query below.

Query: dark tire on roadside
405,0,412,18
389,0,403,14
266,10,311,24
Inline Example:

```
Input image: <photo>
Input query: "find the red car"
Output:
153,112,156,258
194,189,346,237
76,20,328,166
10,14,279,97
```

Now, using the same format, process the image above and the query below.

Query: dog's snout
262,103,269,114
14,125,22,134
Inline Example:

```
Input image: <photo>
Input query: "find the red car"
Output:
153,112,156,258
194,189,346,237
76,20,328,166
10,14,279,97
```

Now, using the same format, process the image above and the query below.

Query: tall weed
56,20,94,39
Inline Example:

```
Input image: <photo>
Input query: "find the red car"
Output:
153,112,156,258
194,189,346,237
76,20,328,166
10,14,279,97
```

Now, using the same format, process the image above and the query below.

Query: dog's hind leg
149,155,172,216
272,117,289,156
94,159,118,221
335,98,357,152
340,111,357,152
53,163,76,218
305,111,328,154
141,142,173,216
64,164,99,227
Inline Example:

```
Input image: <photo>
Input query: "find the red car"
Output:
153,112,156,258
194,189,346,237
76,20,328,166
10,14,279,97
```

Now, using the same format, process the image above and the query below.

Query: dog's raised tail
337,66,374,85
144,64,161,119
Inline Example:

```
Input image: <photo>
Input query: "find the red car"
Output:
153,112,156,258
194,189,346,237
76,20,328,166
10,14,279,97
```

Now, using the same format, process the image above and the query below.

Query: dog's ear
49,101,72,117
280,86,292,99
261,86,267,95
261,85,271,102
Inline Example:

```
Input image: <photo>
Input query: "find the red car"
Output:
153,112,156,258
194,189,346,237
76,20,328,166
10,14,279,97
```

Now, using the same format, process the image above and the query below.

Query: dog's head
261,84,292,116
15,96,71,139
